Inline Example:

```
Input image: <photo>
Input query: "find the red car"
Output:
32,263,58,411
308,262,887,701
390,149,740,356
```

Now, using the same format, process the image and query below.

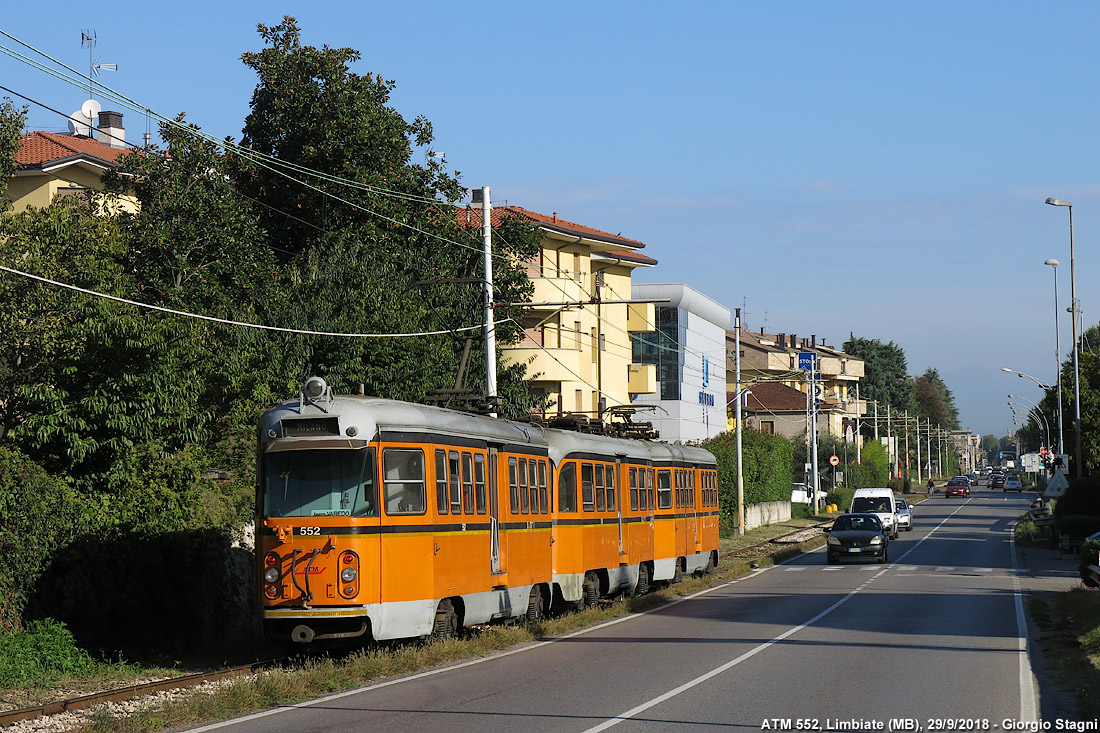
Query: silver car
895,497,913,531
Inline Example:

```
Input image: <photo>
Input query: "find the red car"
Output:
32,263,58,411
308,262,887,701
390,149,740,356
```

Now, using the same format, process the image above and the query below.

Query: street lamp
1044,258,1065,458
1045,197,1083,479
1000,367,1051,390
1008,394,1051,451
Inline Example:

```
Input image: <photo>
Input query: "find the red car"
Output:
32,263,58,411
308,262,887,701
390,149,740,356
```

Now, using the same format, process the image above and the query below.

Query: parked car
895,498,913,531
791,483,811,504
1004,476,1023,492
945,477,971,497
826,513,889,564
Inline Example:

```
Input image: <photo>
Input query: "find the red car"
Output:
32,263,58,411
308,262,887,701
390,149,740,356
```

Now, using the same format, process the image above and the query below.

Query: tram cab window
657,470,673,509
435,450,448,515
264,448,377,518
629,467,639,510
558,462,577,512
538,461,549,514
382,448,426,515
528,460,539,515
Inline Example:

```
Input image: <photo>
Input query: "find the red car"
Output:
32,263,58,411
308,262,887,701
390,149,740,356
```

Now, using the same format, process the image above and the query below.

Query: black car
990,473,1005,490
826,513,889,565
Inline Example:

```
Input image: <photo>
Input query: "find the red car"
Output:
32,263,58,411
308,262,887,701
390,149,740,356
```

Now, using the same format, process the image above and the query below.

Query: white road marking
934,566,956,572
1011,529,1040,721
784,567,807,572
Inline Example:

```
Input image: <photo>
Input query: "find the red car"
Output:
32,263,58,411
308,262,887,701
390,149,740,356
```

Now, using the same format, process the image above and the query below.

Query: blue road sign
798,352,817,371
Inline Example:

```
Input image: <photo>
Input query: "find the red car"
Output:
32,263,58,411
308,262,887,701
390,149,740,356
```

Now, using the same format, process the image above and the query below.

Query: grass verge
1031,589,1100,720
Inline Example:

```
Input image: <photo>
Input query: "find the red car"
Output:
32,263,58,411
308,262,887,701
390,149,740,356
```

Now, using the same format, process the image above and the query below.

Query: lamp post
1043,258,1065,459
1008,394,1051,451
1045,198,1082,479
1000,367,1051,390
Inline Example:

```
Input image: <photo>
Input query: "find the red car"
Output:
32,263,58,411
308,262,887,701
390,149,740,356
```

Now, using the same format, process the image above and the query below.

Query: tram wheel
671,559,683,584
704,552,717,574
525,586,544,624
581,571,599,609
431,599,458,641
634,563,651,596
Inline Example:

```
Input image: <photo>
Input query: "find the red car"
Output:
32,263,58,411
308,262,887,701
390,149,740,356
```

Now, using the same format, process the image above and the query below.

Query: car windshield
833,515,880,532
947,479,966,486
852,497,891,513
263,448,377,518
896,500,908,510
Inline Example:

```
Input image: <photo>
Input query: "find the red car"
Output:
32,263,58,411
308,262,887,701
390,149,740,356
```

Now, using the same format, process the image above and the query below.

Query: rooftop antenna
81,29,116,100
81,29,96,99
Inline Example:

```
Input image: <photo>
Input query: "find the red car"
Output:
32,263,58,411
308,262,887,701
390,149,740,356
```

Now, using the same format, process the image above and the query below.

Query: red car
944,478,970,497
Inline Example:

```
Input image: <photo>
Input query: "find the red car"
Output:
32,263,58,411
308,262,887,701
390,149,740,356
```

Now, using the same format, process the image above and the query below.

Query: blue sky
3,1,1097,438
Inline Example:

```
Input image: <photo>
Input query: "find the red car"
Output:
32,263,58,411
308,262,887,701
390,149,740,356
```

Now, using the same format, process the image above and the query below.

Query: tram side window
558,462,577,512
690,470,696,508
508,457,519,513
629,467,639,511
462,452,474,514
518,458,529,514
435,450,448,515
638,468,649,511
538,461,549,514
648,469,656,509
581,463,595,512
594,464,605,511
657,470,673,509
449,450,461,514
383,448,426,515
528,460,539,515
606,465,616,512
475,454,487,514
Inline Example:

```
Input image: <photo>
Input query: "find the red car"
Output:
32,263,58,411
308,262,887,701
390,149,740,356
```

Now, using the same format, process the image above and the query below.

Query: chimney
790,334,797,349
811,334,816,347
552,211,558,223
777,333,785,348
97,111,125,149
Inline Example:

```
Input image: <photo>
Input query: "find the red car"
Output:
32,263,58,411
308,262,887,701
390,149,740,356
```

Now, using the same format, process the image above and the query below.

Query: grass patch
0,619,138,690
1031,588,1100,720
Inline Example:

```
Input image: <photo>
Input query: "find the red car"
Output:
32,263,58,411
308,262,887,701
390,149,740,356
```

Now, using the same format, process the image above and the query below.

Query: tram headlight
264,567,281,584
304,376,327,398
340,567,357,583
338,551,359,599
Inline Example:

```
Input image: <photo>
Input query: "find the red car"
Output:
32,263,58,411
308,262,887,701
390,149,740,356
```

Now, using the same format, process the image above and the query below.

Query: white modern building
630,283,731,442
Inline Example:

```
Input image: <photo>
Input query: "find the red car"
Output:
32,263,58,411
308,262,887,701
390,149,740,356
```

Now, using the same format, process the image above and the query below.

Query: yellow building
9,111,136,213
467,206,659,420
726,329,865,440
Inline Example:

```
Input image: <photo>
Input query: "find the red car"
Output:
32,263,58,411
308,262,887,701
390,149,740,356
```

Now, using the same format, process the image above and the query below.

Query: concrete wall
745,500,792,531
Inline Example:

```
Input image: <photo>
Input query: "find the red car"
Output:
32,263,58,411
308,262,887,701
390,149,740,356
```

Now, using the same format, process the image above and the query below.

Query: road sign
829,455,839,466
798,352,817,371
1045,471,1069,498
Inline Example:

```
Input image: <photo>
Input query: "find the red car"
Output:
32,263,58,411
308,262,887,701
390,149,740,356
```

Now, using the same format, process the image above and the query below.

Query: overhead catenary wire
0,264,497,338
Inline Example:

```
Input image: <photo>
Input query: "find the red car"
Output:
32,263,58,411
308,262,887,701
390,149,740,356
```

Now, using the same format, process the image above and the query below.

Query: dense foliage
0,18,542,655
700,430,793,532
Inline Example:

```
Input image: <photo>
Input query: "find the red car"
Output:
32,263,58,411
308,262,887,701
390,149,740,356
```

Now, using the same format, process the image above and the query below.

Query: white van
849,488,898,539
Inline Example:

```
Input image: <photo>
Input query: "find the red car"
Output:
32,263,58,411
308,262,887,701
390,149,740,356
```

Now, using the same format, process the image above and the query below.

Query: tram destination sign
282,417,340,437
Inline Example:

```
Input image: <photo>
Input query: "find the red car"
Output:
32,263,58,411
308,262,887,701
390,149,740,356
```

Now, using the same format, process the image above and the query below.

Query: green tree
914,367,959,430
843,335,917,419
0,99,27,211
233,17,541,415
700,430,793,531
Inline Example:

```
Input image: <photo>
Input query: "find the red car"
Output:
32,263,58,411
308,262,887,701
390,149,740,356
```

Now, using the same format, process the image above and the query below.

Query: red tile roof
592,249,657,265
458,205,645,249
16,131,127,168
732,381,809,413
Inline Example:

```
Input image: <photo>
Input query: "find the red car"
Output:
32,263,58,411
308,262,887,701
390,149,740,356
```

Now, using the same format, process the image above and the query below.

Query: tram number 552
296,526,322,536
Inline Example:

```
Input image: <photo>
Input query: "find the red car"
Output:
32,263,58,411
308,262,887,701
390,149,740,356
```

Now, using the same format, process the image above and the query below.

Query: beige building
10,111,136,213
726,329,865,440
465,206,658,420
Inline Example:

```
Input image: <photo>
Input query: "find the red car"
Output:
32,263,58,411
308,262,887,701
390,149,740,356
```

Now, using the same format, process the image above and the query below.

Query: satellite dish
68,110,92,137
81,98,101,122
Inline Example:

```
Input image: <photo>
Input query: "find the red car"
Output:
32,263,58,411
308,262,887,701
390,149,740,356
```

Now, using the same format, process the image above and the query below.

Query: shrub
0,618,98,687
1080,540,1100,588
700,430,793,530
826,487,855,512
1057,515,1100,540
1054,475,1100,519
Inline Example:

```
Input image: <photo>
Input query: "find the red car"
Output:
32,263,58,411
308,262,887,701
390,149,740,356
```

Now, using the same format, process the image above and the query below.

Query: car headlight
264,567,280,583
869,536,883,545
827,536,840,546
340,567,357,583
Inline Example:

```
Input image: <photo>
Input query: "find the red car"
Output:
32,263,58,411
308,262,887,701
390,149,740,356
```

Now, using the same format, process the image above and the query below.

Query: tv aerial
80,29,116,99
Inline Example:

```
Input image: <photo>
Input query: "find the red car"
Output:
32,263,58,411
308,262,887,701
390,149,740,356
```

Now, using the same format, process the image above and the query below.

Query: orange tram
258,378,720,644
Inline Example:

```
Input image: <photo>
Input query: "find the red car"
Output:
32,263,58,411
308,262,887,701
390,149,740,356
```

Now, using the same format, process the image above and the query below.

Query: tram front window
264,449,377,518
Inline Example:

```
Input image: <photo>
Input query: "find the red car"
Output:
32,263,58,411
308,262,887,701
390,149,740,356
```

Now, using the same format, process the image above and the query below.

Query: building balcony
626,302,654,333
502,345,583,384
530,276,589,307
628,363,656,394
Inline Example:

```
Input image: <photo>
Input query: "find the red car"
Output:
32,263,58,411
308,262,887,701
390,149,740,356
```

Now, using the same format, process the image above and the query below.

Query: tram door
488,446,504,575
615,457,625,556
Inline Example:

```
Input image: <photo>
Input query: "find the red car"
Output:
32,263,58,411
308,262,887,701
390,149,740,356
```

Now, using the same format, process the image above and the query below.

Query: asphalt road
192,490,1070,733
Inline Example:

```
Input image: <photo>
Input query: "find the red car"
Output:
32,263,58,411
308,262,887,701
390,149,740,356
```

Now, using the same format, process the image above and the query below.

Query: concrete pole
735,309,745,535
480,186,497,417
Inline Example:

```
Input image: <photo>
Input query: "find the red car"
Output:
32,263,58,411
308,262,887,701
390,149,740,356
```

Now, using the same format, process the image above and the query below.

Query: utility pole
916,416,922,484
476,186,497,417
855,383,861,464
735,309,745,535
904,411,911,485
810,355,820,511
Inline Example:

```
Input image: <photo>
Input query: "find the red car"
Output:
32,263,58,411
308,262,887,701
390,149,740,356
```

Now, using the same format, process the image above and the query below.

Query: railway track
0,660,281,729
0,521,834,730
